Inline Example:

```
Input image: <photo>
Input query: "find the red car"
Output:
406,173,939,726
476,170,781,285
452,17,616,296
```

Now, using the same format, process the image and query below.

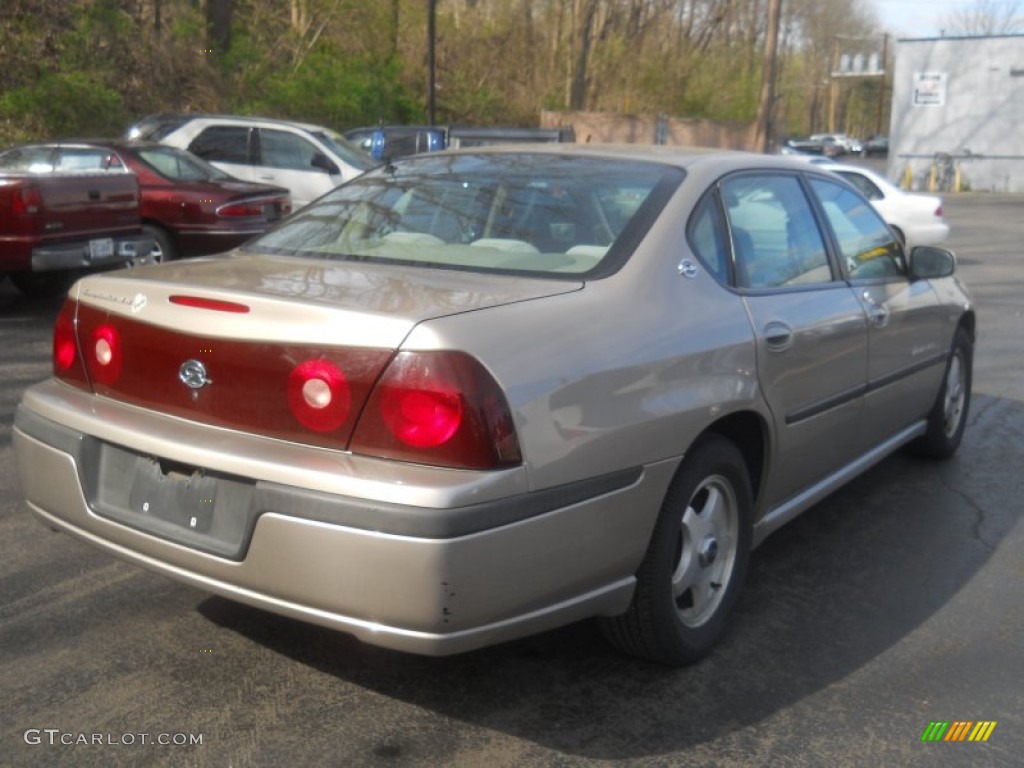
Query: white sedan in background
826,163,950,249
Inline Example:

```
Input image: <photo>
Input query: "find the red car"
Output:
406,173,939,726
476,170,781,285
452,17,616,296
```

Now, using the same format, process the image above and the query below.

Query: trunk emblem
179,360,212,390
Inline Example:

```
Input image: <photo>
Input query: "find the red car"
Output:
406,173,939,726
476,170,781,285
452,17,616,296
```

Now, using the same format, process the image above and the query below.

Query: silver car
14,146,974,665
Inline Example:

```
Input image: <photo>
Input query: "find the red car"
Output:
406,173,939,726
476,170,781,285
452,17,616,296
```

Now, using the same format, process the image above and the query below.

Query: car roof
135,113,335,134
421,143,822,175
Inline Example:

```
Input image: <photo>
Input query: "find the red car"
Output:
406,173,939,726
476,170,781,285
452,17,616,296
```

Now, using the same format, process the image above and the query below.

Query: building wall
889,35,1024,192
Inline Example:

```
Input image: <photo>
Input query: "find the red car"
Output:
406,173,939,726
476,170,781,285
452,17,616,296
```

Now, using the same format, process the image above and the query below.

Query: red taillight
87,323,123,386
351,351,521,469
216,197,289,219
52,299,90,389
11,183,42,216
935,205,944,218
287,359,351,432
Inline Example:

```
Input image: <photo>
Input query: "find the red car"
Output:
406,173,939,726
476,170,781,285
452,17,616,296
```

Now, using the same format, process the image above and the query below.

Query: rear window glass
248,154,682,278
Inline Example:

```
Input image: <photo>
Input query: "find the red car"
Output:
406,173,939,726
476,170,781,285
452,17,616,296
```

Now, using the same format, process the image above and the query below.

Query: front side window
835,170,882,201
810,177,904,280
247,154,682,278
721,174,833,289
258,129,320,171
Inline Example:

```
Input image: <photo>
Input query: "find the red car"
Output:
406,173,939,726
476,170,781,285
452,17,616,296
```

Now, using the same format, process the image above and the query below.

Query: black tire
142,224,178,264
909,326,972,459
600,434,753,665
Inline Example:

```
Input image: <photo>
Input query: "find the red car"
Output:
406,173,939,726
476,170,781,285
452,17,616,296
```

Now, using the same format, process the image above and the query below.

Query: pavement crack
936,474,997,551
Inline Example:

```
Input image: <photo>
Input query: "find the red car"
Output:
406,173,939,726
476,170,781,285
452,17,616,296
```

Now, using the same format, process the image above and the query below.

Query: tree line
1,0,1017,149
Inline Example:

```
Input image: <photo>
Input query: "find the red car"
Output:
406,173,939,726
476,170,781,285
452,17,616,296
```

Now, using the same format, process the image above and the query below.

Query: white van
126,114,375,209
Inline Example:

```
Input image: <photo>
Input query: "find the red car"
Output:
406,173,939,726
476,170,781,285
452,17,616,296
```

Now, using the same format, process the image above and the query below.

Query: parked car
0,145,152,296
810,133,855,157
125,114,374,208
864,134,890,157
825,162,949,249
14,147,974,666
2,141,292,262
343,125,446,161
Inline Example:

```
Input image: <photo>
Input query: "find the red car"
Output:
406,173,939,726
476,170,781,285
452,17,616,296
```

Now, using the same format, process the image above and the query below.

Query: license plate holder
88,237,115,261
128,458,216,533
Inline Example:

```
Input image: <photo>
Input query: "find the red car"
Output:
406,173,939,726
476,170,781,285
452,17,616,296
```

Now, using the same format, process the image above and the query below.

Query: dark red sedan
0,141,291,261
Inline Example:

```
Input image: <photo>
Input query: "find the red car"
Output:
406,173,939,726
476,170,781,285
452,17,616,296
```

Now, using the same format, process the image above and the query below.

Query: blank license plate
88,238,114,260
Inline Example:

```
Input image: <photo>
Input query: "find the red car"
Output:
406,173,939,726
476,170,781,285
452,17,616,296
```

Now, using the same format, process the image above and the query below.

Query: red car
0,141,291,261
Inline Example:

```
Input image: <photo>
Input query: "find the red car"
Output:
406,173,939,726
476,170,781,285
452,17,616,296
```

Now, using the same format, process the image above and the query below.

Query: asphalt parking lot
1,188,1022,767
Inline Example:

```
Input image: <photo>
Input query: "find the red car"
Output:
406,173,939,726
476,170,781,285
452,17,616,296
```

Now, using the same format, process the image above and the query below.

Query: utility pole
875,34,889,135
753,0,783,152
427,0,437,126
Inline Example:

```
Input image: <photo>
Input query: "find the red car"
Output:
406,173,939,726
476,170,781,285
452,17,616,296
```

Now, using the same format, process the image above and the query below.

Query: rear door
718,172,869,508
187,125,256,184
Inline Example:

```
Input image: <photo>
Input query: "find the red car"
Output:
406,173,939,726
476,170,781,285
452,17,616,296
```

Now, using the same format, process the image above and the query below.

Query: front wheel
601,435,753,665
909,326,973,459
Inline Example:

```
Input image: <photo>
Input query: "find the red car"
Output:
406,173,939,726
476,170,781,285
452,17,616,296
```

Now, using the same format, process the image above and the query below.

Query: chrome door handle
862,292,890,327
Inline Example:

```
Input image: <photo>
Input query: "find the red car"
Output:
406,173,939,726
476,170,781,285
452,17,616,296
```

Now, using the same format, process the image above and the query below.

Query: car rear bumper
32,235,156,271
14,381,676,655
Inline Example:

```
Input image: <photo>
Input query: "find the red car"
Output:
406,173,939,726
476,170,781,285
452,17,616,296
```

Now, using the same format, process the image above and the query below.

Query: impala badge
179,359,212,390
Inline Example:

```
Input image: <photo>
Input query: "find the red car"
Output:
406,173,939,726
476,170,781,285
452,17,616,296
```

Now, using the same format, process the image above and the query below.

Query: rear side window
189,126,251,165
721,174,833,289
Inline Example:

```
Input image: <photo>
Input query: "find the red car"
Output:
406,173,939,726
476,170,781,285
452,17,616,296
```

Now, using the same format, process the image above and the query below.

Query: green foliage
0,0,887,147
243,49,415,129
0,71,126,141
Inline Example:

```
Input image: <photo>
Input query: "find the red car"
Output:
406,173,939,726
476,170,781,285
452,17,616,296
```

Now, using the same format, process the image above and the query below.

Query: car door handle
862,292,890,328
763,321,793,351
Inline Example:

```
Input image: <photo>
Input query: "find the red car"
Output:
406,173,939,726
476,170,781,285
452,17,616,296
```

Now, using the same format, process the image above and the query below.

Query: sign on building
913,72,947,106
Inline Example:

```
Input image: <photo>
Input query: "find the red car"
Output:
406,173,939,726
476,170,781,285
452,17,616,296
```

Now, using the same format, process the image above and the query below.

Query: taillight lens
216,198,289,219
52,299,90,389
287,359,351,432
86,323,123,386
351,351,521,469
11,184,42,216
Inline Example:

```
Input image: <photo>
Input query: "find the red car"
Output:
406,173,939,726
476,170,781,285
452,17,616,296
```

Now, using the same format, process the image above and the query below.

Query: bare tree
943,0,1024,34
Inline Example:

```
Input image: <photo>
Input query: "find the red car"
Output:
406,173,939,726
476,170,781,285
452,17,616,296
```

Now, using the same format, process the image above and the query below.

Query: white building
889,34,1024,193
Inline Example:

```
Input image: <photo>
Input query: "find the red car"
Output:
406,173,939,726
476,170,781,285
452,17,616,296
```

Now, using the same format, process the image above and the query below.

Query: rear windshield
135,146,232,181
247,153,682,278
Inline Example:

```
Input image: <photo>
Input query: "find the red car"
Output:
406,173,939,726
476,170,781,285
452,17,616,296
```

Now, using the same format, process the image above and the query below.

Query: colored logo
921,721,997,742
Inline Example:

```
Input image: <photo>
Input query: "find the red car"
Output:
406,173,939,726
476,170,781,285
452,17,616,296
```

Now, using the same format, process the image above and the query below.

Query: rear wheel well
700,411,767,504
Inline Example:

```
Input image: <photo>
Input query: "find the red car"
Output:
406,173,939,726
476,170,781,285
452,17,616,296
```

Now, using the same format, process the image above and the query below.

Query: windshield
310,129,375,171
135,146,233,181
247,153,682,278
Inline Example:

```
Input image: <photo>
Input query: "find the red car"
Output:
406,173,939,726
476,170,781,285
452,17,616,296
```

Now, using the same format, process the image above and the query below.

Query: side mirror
310,152,339,175
909,245,956,279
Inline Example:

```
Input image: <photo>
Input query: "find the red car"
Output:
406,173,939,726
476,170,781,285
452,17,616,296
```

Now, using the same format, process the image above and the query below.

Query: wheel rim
943,351,967,438
671,474,739,628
